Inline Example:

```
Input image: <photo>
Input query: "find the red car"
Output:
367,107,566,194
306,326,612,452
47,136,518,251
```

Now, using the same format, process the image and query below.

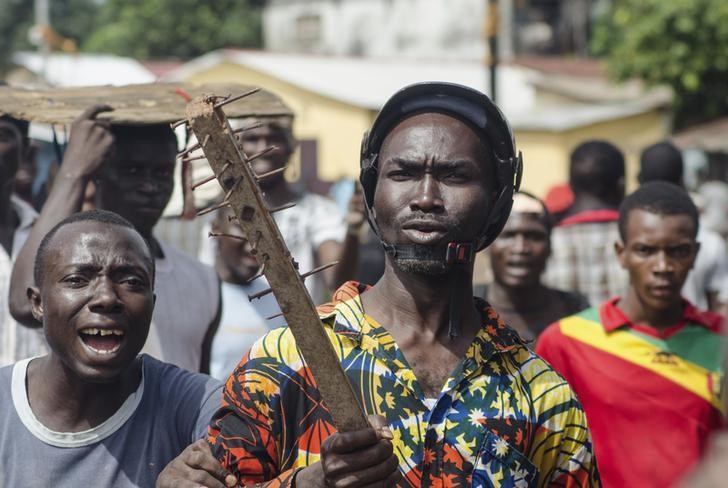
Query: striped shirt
536,300,724,487
208,282,600,487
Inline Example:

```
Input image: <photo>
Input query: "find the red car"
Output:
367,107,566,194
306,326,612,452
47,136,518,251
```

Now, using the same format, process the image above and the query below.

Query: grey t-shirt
0,354,222,487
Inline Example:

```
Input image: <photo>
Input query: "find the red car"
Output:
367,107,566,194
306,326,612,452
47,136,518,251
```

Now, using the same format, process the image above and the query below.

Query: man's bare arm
10,106,114,327
318,185,366,290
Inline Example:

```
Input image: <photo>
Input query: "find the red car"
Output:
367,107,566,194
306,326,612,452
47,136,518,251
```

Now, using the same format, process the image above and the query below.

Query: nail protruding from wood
300,261,339,281
213,88,261,109
208,231,247,242
256,166,286,182
246,146,278,163
178,143,201,158
197,200,230,217
245,261,267,284
265,312,285,321
181,153,207,164
233,122,263,137
191,174,217,191
268,202,296,214
248,287,273,301
191,162,231,191
248,261,338,301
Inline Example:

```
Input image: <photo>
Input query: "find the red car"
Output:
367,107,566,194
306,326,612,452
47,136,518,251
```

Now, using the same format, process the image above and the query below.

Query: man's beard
392,251,451,275
388,211,463,276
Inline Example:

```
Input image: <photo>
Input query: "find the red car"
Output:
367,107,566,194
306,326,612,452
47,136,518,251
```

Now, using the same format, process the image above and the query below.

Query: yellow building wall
516,109,671,197
182,62,372,182
182,62,669,196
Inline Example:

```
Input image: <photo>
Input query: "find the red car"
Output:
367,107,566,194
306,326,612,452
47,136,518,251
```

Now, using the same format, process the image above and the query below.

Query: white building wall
264,0,487,60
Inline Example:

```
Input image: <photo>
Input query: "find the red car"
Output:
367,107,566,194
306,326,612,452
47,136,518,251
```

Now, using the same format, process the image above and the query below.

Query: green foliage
592,0,728,128
0,0,101,72
0,1,33,70
84,0,262,59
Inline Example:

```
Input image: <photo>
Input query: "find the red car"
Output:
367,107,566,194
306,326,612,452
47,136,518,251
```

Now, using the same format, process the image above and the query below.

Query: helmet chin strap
381,241,475,340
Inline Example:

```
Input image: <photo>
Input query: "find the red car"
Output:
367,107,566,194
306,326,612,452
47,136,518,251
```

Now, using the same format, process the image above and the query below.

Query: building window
295,15,322,44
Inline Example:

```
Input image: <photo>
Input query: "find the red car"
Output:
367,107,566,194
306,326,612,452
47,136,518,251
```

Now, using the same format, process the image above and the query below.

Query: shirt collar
11,194,37,231
558,209,619,227
599,297,722,335
319,281,524,359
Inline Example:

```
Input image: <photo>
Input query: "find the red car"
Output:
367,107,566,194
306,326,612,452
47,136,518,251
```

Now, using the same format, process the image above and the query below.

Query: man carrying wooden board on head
5,83,288,374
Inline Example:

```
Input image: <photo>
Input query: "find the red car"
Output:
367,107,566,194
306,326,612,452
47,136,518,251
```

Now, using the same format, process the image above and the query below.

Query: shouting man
0,210,221,487
10,107,221,373
159,82,600,487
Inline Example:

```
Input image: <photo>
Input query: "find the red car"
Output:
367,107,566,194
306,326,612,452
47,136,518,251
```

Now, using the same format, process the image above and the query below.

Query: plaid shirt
543,210,627,305
208,282,600,487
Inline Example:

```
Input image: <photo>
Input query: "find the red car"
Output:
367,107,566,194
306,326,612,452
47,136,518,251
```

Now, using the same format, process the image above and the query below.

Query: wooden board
0,83,292,125
185,94,370,433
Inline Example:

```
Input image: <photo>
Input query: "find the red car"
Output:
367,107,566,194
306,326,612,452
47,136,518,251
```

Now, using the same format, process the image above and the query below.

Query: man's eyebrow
385,157,422,169
59,263,102,273
113,263,150,273
385,158,477,170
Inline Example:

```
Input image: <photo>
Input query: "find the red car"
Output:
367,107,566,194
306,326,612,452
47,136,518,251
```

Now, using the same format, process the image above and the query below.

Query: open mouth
78,328,125,355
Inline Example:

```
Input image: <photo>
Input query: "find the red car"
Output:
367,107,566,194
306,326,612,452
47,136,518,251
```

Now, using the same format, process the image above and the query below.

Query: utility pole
485,0,499,103
34,0,50,83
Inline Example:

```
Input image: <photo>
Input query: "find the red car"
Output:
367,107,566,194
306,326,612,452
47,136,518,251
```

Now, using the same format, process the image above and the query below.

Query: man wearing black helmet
158,83,599,488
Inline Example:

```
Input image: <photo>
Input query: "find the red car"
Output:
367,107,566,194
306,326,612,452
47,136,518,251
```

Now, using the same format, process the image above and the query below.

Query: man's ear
27,286,43,323
615,240,627,269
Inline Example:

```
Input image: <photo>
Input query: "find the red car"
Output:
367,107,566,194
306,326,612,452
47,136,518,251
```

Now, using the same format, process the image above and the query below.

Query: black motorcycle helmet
359,82,523,339
360,81,523,253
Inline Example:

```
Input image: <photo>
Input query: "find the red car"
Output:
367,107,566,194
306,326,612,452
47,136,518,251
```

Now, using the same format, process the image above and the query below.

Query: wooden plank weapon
180,91,370,433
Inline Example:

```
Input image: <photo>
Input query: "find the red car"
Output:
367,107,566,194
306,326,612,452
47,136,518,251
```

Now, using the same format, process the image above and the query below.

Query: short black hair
0,115,29,139
34,209,155,286
569,140,625,199
110,123,178,149
639,141,683,185
618,181,699,240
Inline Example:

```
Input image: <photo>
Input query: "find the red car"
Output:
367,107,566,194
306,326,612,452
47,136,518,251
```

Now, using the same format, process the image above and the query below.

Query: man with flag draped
537,181,725,487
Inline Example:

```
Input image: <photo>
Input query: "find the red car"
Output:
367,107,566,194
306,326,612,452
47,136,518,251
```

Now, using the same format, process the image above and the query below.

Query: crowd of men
0,80,726,487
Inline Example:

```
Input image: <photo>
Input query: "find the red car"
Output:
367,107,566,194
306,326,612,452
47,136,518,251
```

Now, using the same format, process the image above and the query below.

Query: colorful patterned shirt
209,282,600,487
536,299,724,488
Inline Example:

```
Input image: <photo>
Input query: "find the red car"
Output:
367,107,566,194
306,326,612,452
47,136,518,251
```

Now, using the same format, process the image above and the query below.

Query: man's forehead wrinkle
381,113,487,162
52,225,153,270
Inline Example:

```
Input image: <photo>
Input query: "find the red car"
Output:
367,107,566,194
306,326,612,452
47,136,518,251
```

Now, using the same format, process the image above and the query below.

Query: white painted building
263,0,609,60
264,0,489,60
